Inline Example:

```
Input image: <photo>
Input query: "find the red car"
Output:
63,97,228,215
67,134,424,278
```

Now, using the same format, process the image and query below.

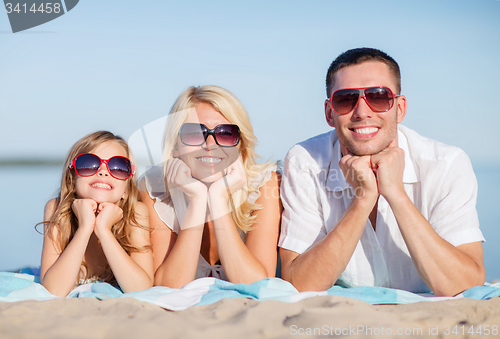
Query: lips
196,157,222,164
353,127,379,134
349,126,380,138
91,182,112,190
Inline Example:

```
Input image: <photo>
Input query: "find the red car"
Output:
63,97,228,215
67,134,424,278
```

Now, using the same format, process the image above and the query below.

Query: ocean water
0,164,498,282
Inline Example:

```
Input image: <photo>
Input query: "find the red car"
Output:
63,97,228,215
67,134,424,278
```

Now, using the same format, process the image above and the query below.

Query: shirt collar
326,127,418,192
326,138,350,192
398,128,418,184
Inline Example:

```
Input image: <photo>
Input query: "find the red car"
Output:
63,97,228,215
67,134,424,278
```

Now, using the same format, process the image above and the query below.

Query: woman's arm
138,189,177,273
94,202,154,292
40,199,95,297
244,171,282,276
141,168,207,288
143,191,207,288
209,168,282,284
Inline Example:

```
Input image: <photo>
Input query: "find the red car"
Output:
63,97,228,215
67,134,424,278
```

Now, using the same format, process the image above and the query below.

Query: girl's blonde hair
42,131,146,284
162,85,276,232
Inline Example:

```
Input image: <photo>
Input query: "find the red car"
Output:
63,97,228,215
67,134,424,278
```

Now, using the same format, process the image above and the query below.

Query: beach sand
1,296,499,338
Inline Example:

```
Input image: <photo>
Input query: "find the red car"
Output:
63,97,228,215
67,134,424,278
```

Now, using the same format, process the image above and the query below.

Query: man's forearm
283,198,374,292
388,192,485,296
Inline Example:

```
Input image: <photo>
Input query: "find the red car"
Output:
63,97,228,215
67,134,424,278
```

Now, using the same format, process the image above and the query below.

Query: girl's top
143,164,277,280
78,277,101,286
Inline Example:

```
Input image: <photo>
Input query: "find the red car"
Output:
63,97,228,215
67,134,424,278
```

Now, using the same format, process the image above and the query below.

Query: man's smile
349,126,380,138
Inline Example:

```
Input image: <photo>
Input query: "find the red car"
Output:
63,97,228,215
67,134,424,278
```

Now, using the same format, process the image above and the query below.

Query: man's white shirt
279,125,484,292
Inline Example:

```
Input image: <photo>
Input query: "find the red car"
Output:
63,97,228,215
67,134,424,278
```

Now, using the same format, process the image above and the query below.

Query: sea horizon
1,163,498,283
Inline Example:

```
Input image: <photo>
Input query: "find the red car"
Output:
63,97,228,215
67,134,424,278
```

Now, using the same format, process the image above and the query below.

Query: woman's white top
144,165,276,280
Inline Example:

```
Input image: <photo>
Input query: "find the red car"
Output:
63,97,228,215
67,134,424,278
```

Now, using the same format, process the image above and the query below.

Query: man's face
325,61,407,156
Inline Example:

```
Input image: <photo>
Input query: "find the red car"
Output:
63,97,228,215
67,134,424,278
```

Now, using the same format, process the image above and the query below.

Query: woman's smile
196,156,223,165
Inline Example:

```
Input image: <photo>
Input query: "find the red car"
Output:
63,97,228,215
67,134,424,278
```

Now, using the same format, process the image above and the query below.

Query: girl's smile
90,180,113,190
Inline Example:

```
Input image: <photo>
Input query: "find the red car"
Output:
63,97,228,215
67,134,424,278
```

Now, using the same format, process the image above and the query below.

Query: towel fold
1,271,499,311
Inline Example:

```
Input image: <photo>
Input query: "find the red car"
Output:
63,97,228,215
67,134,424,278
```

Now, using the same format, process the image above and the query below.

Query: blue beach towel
1,271,499,311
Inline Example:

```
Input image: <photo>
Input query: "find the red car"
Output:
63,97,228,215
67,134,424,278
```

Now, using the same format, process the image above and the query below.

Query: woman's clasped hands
208,156,247,201
165,157,208,200
165,156,248,218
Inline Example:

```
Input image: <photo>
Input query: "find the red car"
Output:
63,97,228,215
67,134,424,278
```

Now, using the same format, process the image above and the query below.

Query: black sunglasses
179,123,241,147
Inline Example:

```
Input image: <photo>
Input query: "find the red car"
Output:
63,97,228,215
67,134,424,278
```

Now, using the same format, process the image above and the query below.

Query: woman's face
175,102,240,183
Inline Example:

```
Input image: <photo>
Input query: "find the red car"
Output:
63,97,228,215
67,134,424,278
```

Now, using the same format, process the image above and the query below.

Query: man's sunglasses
70,153,134,180
329,86,399,115
179,123,241,147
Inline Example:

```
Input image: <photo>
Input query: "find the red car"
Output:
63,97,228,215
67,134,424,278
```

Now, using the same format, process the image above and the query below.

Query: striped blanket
1,271,499,311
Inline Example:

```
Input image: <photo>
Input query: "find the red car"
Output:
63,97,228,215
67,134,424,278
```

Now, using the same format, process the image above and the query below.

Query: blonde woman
40,131,154,297
140,85,281,288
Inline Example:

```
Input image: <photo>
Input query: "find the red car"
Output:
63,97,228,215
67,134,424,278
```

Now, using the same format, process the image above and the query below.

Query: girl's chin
94,199,119,204
80,194,121,205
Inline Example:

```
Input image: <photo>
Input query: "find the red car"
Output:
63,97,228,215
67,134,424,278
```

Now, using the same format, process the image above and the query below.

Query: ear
325,99,336,128
172,143,180,158
395,95,407,124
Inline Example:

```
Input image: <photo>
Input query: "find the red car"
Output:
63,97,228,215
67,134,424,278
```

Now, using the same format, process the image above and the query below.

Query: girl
40,131,154,297
141,85,282,288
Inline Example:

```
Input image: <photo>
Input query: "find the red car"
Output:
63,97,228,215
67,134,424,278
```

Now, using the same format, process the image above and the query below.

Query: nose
203,134,219,150
351,96,374,120
97,162,109,176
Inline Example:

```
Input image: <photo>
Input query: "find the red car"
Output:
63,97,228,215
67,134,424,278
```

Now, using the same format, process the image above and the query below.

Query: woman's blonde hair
162,85,275,232
41,131,147,284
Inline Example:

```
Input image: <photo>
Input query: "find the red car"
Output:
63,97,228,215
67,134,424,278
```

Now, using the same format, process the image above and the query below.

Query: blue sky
1,1,500,279
1,0,499,167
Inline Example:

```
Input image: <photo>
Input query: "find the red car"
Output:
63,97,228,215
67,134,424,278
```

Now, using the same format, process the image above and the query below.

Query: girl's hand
166,158,207,200
94,202,123,237
71,199,98,234
209,156,247,202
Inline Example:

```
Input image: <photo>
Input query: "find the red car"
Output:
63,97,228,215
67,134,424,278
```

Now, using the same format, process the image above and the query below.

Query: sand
1,296,499,338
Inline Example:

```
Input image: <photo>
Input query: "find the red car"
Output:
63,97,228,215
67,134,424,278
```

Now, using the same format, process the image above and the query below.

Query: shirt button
376,247,381,252
381,208,387,214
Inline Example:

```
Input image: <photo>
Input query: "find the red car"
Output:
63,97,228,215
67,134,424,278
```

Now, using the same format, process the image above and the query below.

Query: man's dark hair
326,48,401,98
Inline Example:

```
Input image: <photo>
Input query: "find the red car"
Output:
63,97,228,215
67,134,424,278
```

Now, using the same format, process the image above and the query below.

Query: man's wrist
350,192,378,211
382,185,407,206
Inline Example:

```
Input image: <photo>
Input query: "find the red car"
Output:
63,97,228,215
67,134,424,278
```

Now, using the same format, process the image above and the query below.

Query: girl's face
175,102,240,183
74,141,129,204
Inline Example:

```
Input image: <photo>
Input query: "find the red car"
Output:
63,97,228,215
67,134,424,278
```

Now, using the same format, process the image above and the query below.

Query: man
279,48,485,296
